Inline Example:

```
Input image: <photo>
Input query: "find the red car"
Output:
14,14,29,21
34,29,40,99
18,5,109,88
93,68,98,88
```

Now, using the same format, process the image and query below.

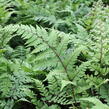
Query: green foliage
0,0,109,109
0,52,32,109
99,83,109,105
0,0,16,25
80,97,109,109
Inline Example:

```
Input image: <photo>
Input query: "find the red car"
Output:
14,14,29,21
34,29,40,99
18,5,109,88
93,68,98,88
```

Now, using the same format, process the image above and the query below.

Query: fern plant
0,0,109,109
80,97,109,109
0,0,16,25
2,24,95,109
0,49,32,109
76,1,109,107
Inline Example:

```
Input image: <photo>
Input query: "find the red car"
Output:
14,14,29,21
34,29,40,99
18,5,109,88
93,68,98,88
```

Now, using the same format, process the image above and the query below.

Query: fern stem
72,88,77,104
39,36,69,78
15,27,69,78
100,36,103,66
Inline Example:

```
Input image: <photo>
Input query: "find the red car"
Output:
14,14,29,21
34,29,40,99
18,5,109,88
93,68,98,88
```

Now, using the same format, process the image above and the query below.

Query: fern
24,76,72,107
2,24,95,108
99,83,109,105
1,1,109,109
0,56,32,109
11,46,30,60
80,97,109,109
4,24,88,80
0,26,14,48
0,0,15,25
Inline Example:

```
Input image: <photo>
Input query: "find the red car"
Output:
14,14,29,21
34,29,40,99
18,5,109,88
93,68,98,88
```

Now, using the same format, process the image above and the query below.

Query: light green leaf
80,97,109,109
60,80,76,91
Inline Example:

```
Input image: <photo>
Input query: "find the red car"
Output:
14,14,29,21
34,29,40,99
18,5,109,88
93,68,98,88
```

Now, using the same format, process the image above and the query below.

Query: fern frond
80,97,109,109
99,84,109,105
4,24,88,81
0,26,15,48
33,79,49,97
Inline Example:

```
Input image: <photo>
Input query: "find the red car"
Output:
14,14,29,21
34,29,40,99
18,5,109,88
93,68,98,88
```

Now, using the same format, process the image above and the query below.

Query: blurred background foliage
0,0,101,48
